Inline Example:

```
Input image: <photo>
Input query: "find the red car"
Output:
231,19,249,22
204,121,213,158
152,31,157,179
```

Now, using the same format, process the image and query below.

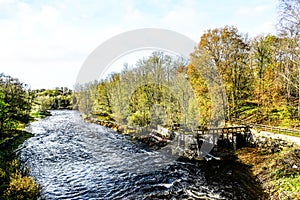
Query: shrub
4,170,40,200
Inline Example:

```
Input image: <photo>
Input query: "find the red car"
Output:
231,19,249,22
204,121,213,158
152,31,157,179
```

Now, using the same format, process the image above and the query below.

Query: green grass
30,110,51,120
268,148,300,198
235,103,300,137
273,174,300,192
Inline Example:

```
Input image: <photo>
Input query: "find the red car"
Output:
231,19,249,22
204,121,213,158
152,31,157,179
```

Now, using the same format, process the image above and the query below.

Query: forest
75,0,300,130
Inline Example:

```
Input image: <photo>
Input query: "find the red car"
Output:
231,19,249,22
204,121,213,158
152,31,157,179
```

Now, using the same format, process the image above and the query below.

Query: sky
0,0,279,89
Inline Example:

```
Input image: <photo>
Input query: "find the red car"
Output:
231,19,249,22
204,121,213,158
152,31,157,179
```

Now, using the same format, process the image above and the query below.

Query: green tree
0,74,31,138
93,81,113,120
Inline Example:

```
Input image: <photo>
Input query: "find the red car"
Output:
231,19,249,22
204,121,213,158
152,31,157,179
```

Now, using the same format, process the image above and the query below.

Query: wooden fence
247,123,300,135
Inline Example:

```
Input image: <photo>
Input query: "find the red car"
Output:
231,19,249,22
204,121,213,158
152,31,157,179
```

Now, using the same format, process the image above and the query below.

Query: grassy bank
237,146,300,199
30,109,51,120
0,130,40,200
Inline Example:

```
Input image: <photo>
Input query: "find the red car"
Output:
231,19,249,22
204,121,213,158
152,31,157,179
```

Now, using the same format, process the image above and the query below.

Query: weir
148,125,253,160
84,117,253,159
194,126,252,150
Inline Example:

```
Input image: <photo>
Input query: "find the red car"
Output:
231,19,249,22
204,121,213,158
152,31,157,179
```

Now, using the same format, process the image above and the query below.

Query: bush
4,170,40,200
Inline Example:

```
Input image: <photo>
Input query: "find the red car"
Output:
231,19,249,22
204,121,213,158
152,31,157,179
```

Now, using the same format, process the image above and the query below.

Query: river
19,110,260,199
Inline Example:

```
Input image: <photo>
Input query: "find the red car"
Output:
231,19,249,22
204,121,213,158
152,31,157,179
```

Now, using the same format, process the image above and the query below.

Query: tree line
31,87,73,113
0,73,72,141
74,0,300,129
74,52,199,129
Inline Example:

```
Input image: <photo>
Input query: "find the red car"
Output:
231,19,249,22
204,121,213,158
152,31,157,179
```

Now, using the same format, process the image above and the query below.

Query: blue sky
0,0,278,89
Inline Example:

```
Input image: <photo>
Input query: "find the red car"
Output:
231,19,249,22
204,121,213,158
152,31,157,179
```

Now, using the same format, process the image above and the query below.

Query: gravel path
251,129,300,146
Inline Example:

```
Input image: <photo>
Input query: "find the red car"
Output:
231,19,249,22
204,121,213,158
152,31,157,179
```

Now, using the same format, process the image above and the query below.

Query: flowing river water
19,110,259,199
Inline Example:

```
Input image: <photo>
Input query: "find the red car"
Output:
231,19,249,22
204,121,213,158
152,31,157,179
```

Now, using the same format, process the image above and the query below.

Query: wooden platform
194,126,252,150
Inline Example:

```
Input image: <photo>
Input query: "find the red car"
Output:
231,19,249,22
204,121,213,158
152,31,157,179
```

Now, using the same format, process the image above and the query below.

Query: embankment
0,131,40,199
237,128,300,199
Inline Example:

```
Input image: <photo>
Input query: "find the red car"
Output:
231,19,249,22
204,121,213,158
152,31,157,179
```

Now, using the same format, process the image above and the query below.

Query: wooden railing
247,123,300,135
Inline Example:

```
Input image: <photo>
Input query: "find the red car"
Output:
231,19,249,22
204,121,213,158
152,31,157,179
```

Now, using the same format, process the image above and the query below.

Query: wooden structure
195,126,252,150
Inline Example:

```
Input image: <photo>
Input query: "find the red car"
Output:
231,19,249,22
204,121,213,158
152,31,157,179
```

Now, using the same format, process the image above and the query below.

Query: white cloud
0,0,279,89
0,1,128,89
39,5,60,26
232,1,278,36
160,0,210,40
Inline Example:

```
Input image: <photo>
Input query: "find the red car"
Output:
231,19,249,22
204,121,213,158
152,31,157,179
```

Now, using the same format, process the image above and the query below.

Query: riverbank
237,145,300,199
0,130,40,199
84,116,162,144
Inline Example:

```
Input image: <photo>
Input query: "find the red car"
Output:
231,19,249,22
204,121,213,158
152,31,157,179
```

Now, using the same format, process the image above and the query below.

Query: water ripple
19,110,253,199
